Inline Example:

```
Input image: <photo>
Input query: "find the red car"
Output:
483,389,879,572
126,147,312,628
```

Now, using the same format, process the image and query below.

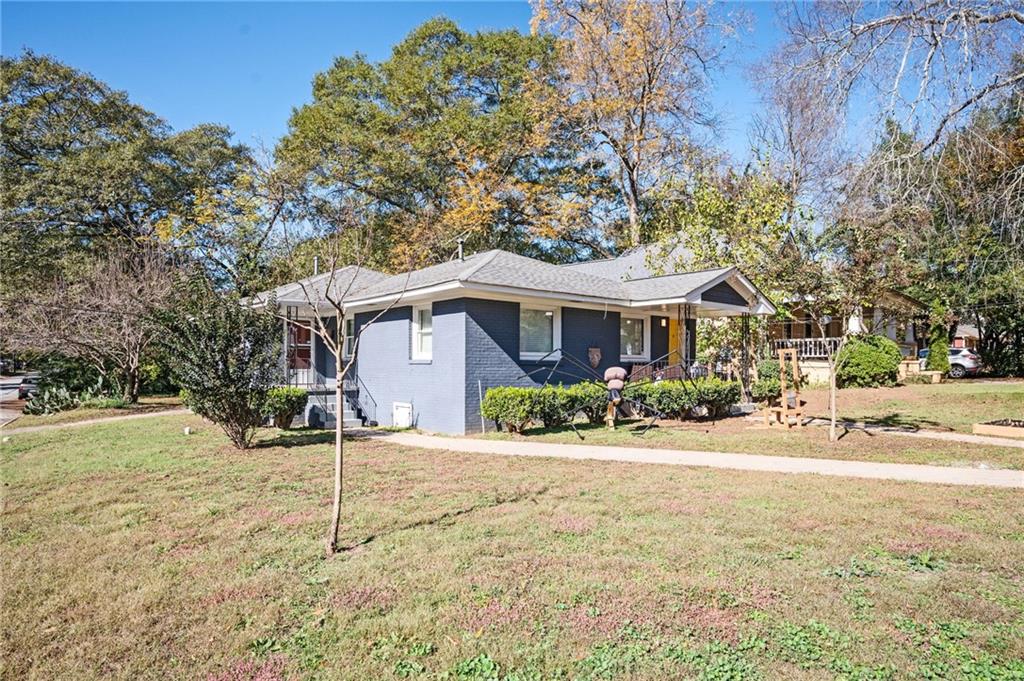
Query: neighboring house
765,291,927,383
952,324,979,349
252,245,776,434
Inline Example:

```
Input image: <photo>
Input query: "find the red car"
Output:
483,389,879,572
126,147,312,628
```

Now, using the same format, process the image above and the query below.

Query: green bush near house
837,335,903,388
629,377,740,418
483,378,743,432
691,377,742,417
481,386,537,433
750,358,804,404
533,385,576,428
264,387,308,429
564,382,607,425
627,380,697,419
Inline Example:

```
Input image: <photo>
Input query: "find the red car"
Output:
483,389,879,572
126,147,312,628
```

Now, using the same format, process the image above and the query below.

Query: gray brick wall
463,299,621,433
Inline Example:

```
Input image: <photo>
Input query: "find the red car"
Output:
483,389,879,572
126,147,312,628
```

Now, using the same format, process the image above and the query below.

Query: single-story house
253,245,776,434
765,291,927,382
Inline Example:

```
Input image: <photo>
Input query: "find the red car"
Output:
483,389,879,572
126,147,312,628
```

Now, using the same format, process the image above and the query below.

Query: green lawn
3,414,1022,680
800,381,1024,433
7,394,183,429
475,381,1024,471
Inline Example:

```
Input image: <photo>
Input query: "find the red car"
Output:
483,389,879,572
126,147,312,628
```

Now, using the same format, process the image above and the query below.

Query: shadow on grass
256,427,391,449
491,419,651,440
841,412,949,432
340,485,550,552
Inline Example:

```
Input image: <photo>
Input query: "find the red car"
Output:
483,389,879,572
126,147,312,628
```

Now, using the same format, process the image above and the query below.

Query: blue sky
2,1,781,161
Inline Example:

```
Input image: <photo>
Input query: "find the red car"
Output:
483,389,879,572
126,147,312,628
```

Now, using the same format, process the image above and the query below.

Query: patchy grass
5,395,182,429
2,414,1023,679
800,380,1024,433
478,417,1024,470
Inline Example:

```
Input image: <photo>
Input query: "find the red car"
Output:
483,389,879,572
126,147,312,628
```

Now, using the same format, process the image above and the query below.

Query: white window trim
411,303,433,361
519,305,562,361
619,314,651,362
342,318,356,358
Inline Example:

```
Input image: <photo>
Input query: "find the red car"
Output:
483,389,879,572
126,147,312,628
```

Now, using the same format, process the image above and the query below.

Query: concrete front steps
339,408,362,429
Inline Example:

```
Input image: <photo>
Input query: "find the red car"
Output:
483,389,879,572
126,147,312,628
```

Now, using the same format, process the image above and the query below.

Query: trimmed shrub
481,386,536,433
533,385,577,428
692,377,741,417
632,381,697,419
626,377,740,419
750,359,804,404
750,377,780,404
483,378,743,431
264,387,308,429
564,382,607,425
837,335,903,388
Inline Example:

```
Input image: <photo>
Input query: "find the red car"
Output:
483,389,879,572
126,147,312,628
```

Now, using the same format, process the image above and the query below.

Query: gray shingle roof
623,268,733,302
562,242,695,281
251,266,388,306
348,250,628,302
259,246,771,312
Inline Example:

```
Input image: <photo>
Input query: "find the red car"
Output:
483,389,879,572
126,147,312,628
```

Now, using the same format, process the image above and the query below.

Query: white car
918,347,982,378
947,347,982,378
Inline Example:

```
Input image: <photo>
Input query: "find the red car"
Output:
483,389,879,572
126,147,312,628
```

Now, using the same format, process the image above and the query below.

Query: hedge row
480,383,606,433
481,378,741,433
625,377,740,419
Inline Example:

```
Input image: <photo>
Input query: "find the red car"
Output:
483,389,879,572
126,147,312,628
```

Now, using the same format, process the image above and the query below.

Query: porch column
741,312,751,401
682,304,692,364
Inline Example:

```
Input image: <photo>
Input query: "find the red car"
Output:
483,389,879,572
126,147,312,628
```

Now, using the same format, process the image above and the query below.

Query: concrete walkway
384,432,1024,489
1,409,190,435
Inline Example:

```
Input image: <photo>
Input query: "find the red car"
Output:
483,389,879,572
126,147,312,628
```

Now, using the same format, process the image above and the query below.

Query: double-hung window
620,316,648,361
411,304,432,361
520,306,560,360
343,318,356,358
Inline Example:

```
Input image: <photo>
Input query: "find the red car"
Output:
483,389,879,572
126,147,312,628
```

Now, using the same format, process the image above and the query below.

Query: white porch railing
770,337,842,359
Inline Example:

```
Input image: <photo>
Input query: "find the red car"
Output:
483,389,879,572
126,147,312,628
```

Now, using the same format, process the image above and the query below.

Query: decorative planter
972,419,1024,439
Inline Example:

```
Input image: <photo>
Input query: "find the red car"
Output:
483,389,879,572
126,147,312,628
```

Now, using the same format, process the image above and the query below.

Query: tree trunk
828,356,838,443
626,195,640,249
121,367,140,404
326,322,344,556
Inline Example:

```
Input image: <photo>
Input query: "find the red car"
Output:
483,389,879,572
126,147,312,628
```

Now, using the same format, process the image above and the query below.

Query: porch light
660,318,667,327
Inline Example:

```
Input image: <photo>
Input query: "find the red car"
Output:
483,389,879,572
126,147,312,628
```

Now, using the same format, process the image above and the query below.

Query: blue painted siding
354,300,467,433
703,281,747,306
